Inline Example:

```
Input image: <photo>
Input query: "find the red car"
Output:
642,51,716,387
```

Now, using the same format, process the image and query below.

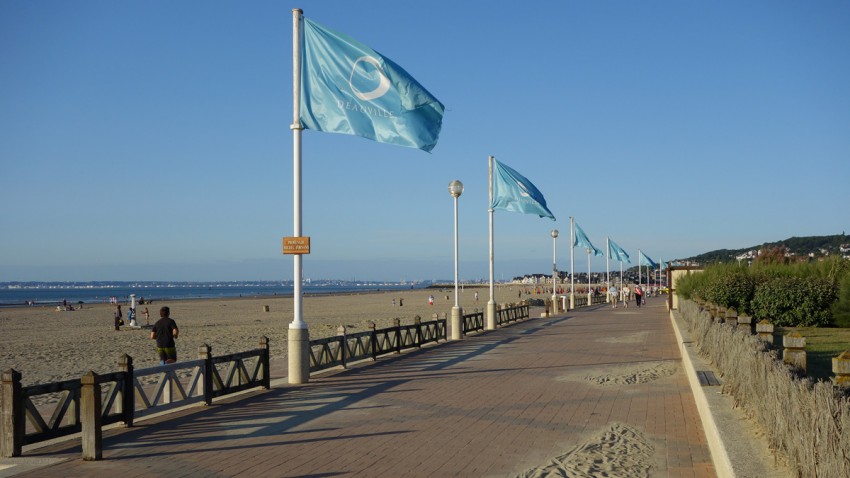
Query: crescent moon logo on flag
350,56,391,101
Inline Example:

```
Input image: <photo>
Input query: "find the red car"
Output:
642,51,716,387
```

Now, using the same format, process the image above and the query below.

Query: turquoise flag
639,251,658,268
660,259,668,269
300,18,444,152
490,159,555,220
608,237,631,263
574,223,603,256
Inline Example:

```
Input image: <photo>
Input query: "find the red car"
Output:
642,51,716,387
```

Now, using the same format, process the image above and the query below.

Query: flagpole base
486,301,496,330
569,293,575,310
288,326,310,384
451,306,464,340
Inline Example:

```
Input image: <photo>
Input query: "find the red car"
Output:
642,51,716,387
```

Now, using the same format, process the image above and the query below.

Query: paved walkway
4,297,714,477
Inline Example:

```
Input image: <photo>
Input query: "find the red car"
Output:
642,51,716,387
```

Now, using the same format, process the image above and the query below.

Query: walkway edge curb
669,309,735,478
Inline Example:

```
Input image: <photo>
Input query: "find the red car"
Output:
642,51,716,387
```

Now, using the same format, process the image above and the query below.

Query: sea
0,282,426,307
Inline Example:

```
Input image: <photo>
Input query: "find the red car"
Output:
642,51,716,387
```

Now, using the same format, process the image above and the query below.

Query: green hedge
676,257,849,327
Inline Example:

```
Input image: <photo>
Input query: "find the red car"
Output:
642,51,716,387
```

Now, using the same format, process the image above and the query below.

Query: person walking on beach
428,295,434,306
144,307,150,325
114,304,123,330
151,306,179,364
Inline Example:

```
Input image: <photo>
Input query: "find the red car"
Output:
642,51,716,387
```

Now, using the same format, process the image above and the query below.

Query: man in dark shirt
150,306,179,364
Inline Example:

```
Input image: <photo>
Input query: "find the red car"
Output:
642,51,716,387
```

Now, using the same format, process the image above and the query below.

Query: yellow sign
283,236,311,255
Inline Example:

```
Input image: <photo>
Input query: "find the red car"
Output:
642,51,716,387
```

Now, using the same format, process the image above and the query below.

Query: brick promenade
5,297,714,477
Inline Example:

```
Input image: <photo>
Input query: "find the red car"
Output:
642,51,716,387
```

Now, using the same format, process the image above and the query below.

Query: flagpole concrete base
451,306,464,340
551,295,558,314
486,301,496,330
288,326,310,384
569,293,575,310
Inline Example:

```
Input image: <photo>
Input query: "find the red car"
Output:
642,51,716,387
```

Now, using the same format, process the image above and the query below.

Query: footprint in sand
515,422,655,478
584,361,677,386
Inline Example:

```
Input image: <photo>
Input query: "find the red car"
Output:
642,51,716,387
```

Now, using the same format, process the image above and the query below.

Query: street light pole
551,229,559,314
449,180,464,340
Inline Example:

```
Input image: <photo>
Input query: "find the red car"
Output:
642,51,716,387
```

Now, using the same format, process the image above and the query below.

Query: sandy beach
0,286,537,387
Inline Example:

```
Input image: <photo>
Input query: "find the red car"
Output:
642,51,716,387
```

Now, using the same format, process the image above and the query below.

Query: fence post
756,320,775,346
414,316,422,348
394,318,402,354
338,326,347,369
118,354,134,427
81,371,102,461
199,344,213,405
737,315,753,334
259,336,270,390
369,322,377,361
1,369,23,458
783,333,807,373
832,351,850,389
725,308,738,327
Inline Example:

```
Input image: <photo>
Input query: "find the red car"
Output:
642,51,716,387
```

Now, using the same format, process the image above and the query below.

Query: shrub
751,276,836,326
831,274,850,327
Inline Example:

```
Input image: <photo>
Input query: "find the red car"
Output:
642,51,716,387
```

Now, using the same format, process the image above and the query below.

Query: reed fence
679,300,850,477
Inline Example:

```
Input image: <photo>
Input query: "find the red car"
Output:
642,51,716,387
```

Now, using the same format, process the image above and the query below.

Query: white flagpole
487,156,496,330
288,8,309,384
606,238,610,303
569,216,575,309
586,248,591,302
620,258,624,303
638,249,642,292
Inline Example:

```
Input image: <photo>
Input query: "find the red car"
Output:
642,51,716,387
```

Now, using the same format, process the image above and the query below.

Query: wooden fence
2,337,270,460
309,304,530,373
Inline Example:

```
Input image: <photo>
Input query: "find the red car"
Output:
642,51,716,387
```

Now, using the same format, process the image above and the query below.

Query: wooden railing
310,318,447,373
2,337,270,460
497,304,529,326
309,304,531,373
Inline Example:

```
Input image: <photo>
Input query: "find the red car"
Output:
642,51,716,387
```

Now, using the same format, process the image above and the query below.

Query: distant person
128,307,137,327
143,307,150,326
428,295,434,306
474,291,479,301
392,298,396,306
608,286,619,309
151,306,179,364
399,298,403,307
622,286,630,308
634,285,643,308
114,304,123,330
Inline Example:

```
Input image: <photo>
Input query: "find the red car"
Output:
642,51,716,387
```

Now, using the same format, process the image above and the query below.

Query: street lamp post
449,180,464,340
551,229,559,314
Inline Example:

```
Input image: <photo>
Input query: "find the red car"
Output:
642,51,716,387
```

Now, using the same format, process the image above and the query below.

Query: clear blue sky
1,1,848,282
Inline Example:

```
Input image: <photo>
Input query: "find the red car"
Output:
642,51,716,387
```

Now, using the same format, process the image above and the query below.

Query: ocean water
0,283,422,307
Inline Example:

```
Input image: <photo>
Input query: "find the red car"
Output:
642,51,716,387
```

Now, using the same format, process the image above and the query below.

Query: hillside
682,234,849,264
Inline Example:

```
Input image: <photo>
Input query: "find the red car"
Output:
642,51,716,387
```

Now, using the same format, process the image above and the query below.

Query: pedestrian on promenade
114,304,123,330
608,286,619,308
634,285,643,308
622,286,630,308
151,306,179,365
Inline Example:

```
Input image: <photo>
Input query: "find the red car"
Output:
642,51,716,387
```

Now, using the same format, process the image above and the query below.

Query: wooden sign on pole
283,237,311,255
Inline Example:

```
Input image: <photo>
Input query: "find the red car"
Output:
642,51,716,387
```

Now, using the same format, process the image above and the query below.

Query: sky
1,0,848,282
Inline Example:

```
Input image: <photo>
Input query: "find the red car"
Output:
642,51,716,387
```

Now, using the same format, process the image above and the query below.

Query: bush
751,276,837,326
831,274,850,327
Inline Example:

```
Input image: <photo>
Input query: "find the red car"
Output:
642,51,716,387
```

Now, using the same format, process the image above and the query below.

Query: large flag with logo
300,18,445,152
639,251,658,268
574,222,603,256
490,159,555,220
607,237,631,263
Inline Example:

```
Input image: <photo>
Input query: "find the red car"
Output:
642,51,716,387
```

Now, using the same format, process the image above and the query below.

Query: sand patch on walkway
516,422,655,478
584,361,677,386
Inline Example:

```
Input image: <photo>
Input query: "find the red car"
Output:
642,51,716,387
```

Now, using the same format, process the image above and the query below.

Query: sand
0,286,534,387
